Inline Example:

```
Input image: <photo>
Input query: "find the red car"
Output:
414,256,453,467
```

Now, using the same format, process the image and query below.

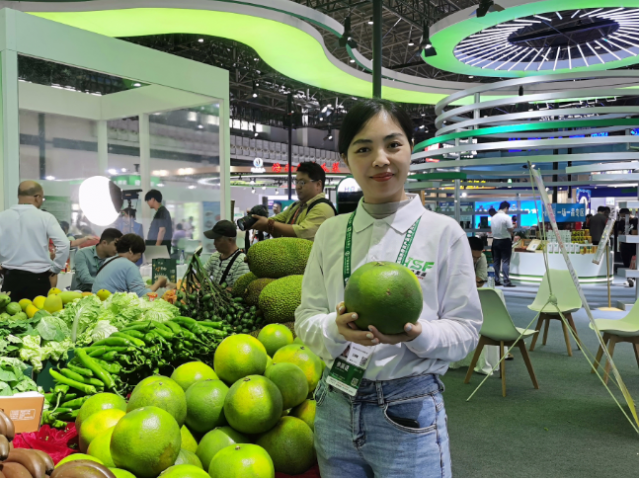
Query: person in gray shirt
73,228,122,291
589,206,610,246
469,236,488,288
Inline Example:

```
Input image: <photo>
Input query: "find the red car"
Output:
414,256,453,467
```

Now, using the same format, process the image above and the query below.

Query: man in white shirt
491,201,515,287
0,181,70,300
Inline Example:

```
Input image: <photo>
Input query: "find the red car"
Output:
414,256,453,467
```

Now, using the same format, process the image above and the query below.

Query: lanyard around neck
343,211,421,287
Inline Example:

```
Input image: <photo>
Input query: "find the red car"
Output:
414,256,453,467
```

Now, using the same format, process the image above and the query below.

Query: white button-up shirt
294,196,482,380
0,205,70,274
491,211,513,240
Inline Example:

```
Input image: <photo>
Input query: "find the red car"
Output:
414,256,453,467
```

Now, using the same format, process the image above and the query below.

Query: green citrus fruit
223,375,283,435
171,362,218,391
181,425,198,453
184,379,229,433
127,376,187,426
79,409,126,453
344,261,423,334
213,335,268,384
256,417,315,475
109,468,136,478
257,324,294,357
272,344,323,393
208,444,274,478
289,399,316,432
265,363,308,410
111,406,182,478
174,449,203,469
56,454,103,467
76,393,127,434
196,427,248,472
87,426,116,467
159,465,210,478
293,337,304,344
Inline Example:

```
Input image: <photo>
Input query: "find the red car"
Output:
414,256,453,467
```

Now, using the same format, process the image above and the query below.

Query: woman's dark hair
338,99,413,158
468,236,484,252
116,234,146,254
297,161,327,189
499,201,511,211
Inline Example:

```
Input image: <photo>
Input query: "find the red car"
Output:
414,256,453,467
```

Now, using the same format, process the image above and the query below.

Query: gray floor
443,284,639,478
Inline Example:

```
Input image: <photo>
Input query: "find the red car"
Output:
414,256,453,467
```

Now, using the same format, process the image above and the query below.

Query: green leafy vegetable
0,357,38,396
36,316,70,342
91,321,118,343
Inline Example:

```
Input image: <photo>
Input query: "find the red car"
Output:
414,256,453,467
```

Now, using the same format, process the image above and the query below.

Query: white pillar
97,120,108,176
0,47,20,210
219,99,231,220
139,113,151,235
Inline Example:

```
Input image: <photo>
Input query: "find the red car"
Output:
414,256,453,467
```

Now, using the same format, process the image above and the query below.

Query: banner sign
542,203,586,222
152,259,177,284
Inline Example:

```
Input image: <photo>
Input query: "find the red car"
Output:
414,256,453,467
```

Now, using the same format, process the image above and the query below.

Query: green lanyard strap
343,212,421,287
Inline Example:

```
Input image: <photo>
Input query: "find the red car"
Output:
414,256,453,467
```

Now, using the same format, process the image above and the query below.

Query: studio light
368,17,374,25
476,0,505,18
252,83,258,98
420,24,437,57
339,16,358,49
79,176,122,226
408,37,415,47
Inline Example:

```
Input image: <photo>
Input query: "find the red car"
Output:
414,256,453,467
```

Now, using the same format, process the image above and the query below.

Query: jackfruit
247,238,313,279
232,272,258,297
245,278,275,306
258,275,303,324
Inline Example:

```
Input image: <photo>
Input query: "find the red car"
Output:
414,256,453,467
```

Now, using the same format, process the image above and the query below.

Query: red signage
320,163,328,172
331,163,340,173
272,163,282,173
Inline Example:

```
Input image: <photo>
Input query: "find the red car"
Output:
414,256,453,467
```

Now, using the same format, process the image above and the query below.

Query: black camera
237,205,269,231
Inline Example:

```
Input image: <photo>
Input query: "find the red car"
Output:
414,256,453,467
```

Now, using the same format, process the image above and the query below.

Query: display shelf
465,228,491,233
618,235,639,243
618,269,639,279
619,201,639,209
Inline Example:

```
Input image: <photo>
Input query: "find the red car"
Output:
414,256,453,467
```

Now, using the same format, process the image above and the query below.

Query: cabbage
98,293,144,329
91,321,118,343
139,299,180,323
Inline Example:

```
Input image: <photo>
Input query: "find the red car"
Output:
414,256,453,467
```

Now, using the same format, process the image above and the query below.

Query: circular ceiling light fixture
79,176,122,226
424,1,638,77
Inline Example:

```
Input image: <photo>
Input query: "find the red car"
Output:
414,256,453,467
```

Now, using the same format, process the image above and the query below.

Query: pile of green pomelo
69,325,323,478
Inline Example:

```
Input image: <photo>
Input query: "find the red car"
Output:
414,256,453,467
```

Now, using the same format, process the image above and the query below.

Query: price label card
326,343,374,396
152,258,177,283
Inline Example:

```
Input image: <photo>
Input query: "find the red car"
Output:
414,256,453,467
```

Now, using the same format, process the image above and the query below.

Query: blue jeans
314,371,451,478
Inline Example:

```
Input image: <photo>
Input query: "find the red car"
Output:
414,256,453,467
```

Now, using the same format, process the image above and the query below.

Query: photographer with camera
203,220,250,291
245,162,336,241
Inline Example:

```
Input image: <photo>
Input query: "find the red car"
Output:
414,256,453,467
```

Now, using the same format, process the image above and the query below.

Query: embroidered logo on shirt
403,257,434,279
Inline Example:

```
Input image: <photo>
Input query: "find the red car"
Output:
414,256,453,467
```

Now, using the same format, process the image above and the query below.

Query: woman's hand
335,302,379,347
367,322,422,345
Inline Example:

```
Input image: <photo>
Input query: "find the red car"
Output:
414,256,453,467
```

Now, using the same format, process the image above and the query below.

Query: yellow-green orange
76,393,126,433
87,426,116,467
223,375,283,435
181,425,198,453
196,427,248,472
127,376,187,426
109,468,136,478
174,449,203,469
265,363,308,410
185,379,229,433
256,417,315,475
111,406,181,478
290,399,316,432
258,324,294,357
79,409,126,453
171,362,218,392
131,375,171,395
159,465,210,478
56,454,103,467
272,344,323,393
344,261,423,335
213,334,267,384
258,275,303,324
208,444,274,478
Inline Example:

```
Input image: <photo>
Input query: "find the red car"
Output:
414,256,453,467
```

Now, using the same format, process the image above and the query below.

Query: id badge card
326,343,374,396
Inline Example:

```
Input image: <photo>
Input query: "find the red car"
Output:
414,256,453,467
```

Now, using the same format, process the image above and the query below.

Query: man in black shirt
145,189,173,254
589,206,609,246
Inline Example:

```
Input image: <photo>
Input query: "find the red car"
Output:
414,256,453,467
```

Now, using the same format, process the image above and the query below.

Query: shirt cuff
322,312,349,358
404,320,437,357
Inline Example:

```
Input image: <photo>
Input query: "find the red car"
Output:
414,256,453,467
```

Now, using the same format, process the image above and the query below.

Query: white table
449,287,506,376
57,272,74,291
509,251,611,285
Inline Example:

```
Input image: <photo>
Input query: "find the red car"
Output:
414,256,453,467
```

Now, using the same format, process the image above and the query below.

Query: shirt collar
353,195,423,234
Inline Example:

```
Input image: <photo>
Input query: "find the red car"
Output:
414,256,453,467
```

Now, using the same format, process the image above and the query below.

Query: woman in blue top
92,234,170,297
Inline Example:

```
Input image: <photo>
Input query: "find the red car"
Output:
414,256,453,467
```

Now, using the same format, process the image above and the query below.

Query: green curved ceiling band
22,4,455,104
413,118,640,152
424,0,639,78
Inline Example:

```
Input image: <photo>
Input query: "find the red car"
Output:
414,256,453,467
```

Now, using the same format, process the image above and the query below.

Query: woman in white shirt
295,99,482,478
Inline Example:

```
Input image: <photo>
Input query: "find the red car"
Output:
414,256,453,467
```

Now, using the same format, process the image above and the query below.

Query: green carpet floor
443,295,639,478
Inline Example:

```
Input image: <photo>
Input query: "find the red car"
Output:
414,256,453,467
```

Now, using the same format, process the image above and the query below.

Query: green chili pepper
93,337,131,347
63,393,79,401
60,396,88,409
164,321,183,335
99,351,120,362
118,329,145,339
66,364,94,377
172,316,197,327
60,368,88,383
111,332,145,347
151,327,173,340
49,369,97,395
86,377,105,388
93,358,122,374
75,348,117,390
53,384,70,395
